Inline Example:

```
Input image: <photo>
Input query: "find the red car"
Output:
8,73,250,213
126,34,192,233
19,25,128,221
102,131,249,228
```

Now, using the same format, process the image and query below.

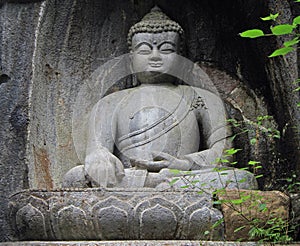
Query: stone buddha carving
63,6,257,190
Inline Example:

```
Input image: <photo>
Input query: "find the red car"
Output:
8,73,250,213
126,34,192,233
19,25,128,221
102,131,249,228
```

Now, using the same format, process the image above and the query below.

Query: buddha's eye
135,44,152,55
159,43,176,54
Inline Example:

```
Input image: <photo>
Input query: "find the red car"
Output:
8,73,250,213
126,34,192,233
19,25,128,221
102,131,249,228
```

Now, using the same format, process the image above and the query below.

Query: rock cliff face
0,0,299,241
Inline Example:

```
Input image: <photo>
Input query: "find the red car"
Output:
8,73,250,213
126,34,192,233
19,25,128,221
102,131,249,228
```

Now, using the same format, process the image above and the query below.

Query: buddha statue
63,6,257,190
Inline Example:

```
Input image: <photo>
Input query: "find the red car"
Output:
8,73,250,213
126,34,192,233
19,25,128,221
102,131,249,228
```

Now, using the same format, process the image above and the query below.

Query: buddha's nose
150,48,161,61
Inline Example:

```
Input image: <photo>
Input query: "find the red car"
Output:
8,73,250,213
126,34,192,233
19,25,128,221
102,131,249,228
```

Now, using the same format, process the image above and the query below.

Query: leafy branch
239,12,300,57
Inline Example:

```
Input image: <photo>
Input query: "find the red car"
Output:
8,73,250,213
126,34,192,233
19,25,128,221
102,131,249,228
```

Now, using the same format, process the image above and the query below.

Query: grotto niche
1,0,299,242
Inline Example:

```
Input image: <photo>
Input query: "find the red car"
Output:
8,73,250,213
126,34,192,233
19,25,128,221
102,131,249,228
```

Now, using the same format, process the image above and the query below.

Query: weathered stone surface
62,165,89,188
63,6,259,194
1,0,300,242
8,189,224,241
290,193,300,241
0,2,42,242
218,190,289,241
13,0,298,191
264,1,300,188
25,0,135,190
0,240,260,246
200,63,279,177
168,168,258,191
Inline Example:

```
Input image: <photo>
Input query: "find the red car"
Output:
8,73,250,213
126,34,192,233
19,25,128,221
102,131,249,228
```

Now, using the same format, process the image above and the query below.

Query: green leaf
269,47,294,57
191,179,200,185
213,200,222,205
248,160,260,165
213,188,226,195
234,226,246,233
270,24,295,35
240,167,249,171
293,15,300,25
238,178,247,183
180,185,190,189
261,13,279,21
169,169,181,174
220,172,228,176
295,0,300,2
218,167,230,172
225,148,242,155
293,87,300,92
255,174,264,179
284,37,299,47
240,29,265,38
293,79,300,84
169,178,179,186
212,218,224,229
231,199,243,205
250,138,257,145
229,135,236,142
259,203,267,212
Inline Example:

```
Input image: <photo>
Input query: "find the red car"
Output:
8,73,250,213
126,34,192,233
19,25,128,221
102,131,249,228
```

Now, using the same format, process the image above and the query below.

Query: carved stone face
131,31,180,84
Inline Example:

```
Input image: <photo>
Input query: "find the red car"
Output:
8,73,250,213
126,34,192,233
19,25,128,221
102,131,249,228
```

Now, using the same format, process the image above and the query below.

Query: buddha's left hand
134,152,191,172
152,151,191,170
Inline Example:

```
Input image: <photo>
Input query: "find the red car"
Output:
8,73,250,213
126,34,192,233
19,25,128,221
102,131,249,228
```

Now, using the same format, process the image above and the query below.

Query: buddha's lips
149,62,163,67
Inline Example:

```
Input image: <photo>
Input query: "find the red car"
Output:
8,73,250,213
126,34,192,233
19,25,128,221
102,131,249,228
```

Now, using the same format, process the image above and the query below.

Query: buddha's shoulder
180,85,220,98
102,88,136,99
93,88,137,107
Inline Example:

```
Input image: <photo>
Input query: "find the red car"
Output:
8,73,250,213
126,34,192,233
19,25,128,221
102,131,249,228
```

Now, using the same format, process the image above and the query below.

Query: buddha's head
128,6,184,84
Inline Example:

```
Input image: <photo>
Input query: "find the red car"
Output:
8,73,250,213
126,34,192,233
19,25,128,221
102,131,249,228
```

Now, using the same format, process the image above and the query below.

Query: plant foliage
239,10,300,57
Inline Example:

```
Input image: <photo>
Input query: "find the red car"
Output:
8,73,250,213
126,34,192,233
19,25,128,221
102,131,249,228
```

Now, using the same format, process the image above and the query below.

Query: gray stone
62,165,89,188
0,241,262,246
0,2,43,241
8,189,224,241
290,193,300,241
1,0,300,243
218,190,289,242
63,6,257,191
163,168,258,191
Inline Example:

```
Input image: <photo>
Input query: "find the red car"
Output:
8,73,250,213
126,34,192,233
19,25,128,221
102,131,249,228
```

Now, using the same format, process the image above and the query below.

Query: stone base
8,188,223,241
0,241,260,246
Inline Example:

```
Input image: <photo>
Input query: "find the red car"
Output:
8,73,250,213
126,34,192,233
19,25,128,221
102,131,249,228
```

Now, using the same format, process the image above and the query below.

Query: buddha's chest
114,86,200,158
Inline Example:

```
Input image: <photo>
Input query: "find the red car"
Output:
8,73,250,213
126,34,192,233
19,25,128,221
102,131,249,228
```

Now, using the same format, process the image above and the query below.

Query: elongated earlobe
129,54,138,87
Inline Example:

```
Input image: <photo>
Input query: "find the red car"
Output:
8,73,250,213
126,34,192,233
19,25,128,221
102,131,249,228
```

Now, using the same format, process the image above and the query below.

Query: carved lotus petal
16,203,47,240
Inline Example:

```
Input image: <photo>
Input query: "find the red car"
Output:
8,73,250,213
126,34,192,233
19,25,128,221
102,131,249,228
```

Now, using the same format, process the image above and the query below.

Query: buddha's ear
128,54,138,87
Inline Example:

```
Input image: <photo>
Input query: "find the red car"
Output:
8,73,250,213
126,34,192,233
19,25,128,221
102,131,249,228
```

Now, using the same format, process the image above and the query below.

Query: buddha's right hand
85,150,125,187
133,159,169,172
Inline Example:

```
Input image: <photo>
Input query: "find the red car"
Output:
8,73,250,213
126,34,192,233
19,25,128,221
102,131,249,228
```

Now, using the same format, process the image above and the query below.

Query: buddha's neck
139,82,176,87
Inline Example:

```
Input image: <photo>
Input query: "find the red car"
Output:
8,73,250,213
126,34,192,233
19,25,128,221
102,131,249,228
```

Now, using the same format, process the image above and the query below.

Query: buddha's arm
85,97,124,187
144,88,231,173
183,88,232,170
85,99,115,157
